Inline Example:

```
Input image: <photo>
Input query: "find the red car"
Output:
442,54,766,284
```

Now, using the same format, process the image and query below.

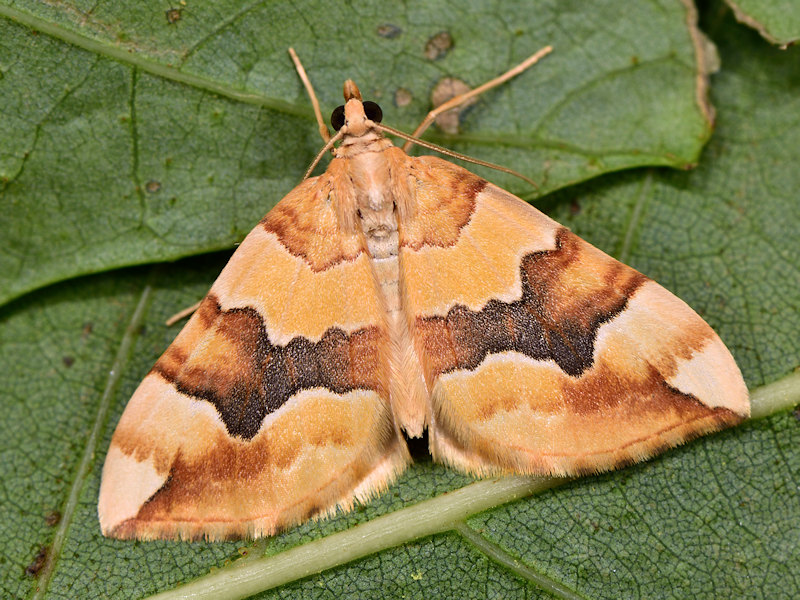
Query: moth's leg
165,300,201,326
402,46,552,152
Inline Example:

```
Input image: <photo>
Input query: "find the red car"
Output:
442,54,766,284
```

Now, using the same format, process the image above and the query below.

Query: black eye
330,105,345,130
363,101,383,123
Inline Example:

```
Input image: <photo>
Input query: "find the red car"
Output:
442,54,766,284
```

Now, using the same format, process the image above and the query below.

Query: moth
99,48,749,540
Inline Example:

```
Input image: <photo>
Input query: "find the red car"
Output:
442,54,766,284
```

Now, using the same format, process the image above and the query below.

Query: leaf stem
750,368,800,419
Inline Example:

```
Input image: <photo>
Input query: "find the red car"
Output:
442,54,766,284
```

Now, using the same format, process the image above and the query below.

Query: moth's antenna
289,48,331,144
375,122,538,189
303,129,344,179
403,45,553,151
291,45,548,187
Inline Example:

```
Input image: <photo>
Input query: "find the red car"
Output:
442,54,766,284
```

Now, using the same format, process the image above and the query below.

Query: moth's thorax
334,128,402,252
336,130,390,156
352,151,396,233
344,143,401,306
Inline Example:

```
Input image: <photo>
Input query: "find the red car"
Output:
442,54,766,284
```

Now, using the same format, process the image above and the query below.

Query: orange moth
98,47,749,540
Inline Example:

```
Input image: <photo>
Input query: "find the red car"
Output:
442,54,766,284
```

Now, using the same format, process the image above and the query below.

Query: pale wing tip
667,332,750,419
98,445,168,537
628,280,750,418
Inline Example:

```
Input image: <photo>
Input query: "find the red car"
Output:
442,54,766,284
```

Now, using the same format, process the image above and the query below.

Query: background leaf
724,0,800,46
1,1,799,599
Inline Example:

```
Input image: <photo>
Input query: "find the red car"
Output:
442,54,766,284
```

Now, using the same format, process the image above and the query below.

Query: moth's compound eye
330,105,345,130
363,101,383,123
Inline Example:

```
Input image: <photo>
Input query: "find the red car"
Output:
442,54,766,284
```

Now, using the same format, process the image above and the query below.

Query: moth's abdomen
357,179,429,437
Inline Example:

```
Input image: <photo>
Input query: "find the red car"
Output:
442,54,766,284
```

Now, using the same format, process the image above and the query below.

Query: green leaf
1,2,799,600
0,0,714,306
724,0,800,46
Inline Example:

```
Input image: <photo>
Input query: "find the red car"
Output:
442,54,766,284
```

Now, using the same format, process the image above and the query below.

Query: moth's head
330,80,383,138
